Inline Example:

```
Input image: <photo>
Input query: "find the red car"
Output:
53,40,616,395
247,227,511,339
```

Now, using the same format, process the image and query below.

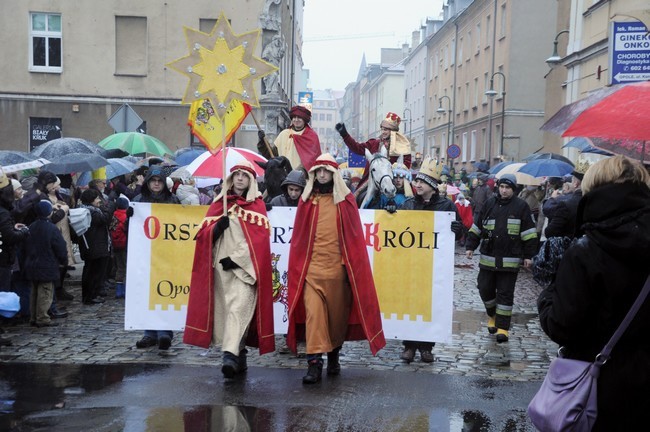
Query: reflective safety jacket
466,195,538,272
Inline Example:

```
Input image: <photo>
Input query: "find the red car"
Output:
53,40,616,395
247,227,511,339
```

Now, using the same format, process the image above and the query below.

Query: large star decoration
167,12,277,120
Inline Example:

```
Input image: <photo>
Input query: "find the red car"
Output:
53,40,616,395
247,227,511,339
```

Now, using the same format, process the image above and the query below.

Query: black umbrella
31,137,102,160
522,152,574,167
42,153,109,174
0,150,38,165
100,148,130,159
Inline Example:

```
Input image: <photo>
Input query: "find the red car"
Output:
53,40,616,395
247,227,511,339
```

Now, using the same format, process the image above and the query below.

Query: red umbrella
186,147,267,178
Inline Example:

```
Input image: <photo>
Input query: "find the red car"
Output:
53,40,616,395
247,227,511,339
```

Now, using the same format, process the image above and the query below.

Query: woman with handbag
536,155,650,431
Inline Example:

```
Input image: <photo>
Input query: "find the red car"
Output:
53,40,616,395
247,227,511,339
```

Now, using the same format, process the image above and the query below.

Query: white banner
125,203,455,343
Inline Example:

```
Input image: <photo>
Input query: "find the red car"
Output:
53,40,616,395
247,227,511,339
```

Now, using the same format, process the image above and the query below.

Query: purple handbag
528,275,650,431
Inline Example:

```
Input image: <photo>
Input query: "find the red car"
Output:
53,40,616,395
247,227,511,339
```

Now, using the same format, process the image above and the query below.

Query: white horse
360,146,396,209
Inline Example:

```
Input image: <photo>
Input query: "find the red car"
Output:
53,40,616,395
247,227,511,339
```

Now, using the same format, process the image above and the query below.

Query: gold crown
419,157,444,182
573,159,590,175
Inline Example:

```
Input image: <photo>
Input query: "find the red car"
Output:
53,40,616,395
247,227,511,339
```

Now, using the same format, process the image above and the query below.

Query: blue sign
610,21,650,85
297,91,313,112
447,144,461,159
348,151,366,168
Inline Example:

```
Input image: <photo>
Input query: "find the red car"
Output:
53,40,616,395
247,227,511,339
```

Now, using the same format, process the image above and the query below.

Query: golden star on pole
167,12,277,120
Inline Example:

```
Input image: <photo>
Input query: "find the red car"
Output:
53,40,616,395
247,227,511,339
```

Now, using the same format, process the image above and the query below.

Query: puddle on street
452,310,538,335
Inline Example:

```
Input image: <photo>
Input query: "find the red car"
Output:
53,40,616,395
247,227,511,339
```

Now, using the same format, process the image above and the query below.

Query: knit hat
497,173,517,189
281,169,306,189
380,112,401,131
289,105,311,123
116,197,130,210
11,179,22,191
35,199,53,219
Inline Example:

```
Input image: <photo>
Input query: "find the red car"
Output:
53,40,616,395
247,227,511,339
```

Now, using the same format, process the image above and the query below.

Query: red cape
291,125,321,171
183,194,275,354
286,193,386,355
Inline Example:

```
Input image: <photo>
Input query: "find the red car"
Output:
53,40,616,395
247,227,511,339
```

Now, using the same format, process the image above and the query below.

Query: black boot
302,358,323,384
222,351,241,378
327,347,341,376
238,349,248,373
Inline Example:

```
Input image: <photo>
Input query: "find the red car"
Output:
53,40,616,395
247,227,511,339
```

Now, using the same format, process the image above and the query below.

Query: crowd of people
1,105,648,425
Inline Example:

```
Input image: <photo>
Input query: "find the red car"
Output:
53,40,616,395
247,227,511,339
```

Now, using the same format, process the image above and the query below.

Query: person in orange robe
286,153,386,384
184,161,275,379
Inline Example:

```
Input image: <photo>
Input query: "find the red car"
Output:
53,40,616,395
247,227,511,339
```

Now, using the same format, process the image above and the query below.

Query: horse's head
364,148,396,200
256,156,293,201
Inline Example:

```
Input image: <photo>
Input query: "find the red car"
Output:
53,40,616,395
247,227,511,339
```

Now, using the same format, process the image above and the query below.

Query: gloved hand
335,123,348,138
451,220,463,235
258,130,265,141
213,216,230,243
18,226,30,236
126,206,134,218
265,202,273,211
219,257,240,271
385,199,397,214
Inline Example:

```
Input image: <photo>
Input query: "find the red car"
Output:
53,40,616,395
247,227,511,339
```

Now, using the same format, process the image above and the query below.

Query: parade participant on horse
286,154,386,384
184,161,275,379
358,146,397,211
257,106,321,171
335,112,412,191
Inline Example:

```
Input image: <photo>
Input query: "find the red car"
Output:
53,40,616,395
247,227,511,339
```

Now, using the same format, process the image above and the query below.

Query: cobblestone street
0,248,557,382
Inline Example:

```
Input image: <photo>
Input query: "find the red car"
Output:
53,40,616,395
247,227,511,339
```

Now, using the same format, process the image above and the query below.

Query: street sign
108,103,144,133
447,144,461,159
609,21,650,85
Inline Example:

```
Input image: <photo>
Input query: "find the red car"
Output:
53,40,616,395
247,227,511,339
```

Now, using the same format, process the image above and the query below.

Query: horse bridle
369,154,393,191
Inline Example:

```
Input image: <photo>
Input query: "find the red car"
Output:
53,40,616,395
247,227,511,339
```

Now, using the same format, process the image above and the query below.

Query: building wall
0,0,301,152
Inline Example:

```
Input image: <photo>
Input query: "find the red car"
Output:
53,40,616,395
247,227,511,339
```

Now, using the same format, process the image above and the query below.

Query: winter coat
110,208,128,250
269,192,299,207
0,206,29,268
22,218,67,282
470,183,491,215
174,184,200,205
537,182,650,431
78,204,113,260
466,194,538,272
544,189,582,238
17,189,66,226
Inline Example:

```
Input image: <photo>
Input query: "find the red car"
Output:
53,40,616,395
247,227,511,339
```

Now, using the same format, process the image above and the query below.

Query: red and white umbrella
186,147,267,178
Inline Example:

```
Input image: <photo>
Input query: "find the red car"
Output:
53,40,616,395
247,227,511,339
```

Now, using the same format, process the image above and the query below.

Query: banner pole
221,117,227,217
249,110,277,157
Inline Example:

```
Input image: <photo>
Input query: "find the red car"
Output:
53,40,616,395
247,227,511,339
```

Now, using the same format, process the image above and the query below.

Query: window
116,16,147,76
319,113,325,121
483,72,489,104
30,12,62,72
462,132,468,162
466,31,471,61
444,46,449,69
326,114,332,121
450,39,455,66
458,37,463,65
471,130,477,161
476,23,481,52
485,15,491,48
481,128,487,160
500,4,507,38
473,77,479,108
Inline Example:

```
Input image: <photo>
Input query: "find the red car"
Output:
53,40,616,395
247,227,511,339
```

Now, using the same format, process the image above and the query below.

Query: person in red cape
286,153,386,384
335,112,412,190
257,105,321,171
184,160,275,379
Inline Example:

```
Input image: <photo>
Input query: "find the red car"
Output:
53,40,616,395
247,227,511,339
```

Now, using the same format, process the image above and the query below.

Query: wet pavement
0,248,558,430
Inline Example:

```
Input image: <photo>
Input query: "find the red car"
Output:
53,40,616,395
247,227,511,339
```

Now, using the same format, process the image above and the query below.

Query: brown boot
400,347,416,363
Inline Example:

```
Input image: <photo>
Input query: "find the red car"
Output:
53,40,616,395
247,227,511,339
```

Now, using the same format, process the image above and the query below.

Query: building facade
0,0,304,153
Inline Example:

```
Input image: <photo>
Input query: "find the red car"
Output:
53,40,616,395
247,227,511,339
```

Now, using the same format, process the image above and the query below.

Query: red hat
380,112,401,131
289,105,311,123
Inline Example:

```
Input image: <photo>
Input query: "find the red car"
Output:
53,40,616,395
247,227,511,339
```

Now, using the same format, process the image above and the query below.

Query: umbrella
186,148,267,178
522,152,574,166
472,161,489,172
174,148,207,166
587,137,645,160
100,148,130,159
30,137,102,160
519,159,574,178
0,150,38,165
76,157,139,185
137,155,176,167
98,132,174,156
488,161,516,174
169,166,193,181
42,153,109,174
2,158,50,174
494,162,525,178
562,137,613,156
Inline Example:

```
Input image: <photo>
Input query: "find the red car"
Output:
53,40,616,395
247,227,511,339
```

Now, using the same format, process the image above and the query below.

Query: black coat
537,182,650,431
543,189,582,238
22,218,67,281
0,206,29,268
78,204,113,260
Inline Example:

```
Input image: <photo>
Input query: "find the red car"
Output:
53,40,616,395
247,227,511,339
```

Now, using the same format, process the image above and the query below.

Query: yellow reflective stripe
479,255,496,267
484,219,495,230
502,257,520,268
469,224,481,236
506,218,521,235
520,228,537,241
496,306,513,316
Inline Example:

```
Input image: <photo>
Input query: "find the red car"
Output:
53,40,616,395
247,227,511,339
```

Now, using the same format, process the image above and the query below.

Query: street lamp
437,95,452,165
546,30,570,65
486,71,506,161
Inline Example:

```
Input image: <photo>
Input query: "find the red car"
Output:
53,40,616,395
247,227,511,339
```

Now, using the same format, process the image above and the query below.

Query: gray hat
281,169,306,190
497,173,517,188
